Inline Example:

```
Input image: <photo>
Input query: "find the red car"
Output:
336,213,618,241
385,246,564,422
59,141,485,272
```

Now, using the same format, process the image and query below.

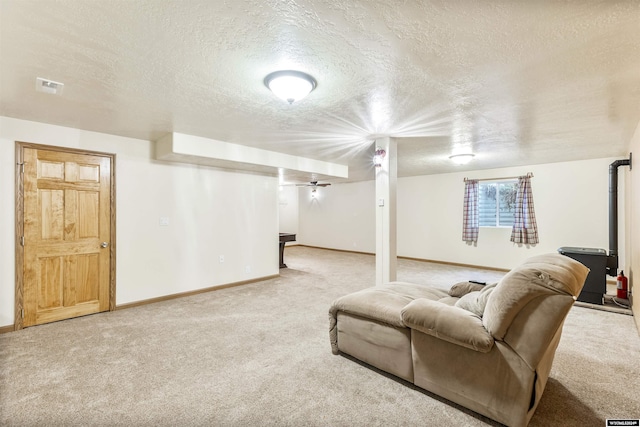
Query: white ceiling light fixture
264,70,317,104
449,153,475,165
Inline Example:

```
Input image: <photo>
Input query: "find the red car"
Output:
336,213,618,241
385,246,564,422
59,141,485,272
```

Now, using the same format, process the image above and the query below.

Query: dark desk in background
279,233,296,268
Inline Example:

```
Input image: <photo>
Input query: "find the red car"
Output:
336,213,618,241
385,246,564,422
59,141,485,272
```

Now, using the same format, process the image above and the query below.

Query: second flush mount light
449,154,475,165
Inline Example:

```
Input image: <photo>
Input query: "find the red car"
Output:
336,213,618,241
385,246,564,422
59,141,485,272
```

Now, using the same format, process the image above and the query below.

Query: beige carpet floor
1,246,639,426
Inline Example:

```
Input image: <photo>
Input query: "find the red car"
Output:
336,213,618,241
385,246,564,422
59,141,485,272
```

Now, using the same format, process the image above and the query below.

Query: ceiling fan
295,181,331,187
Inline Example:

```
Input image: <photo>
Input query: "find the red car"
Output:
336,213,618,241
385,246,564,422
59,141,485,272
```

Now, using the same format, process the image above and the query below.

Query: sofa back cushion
483,253,589,340
454,283,497,317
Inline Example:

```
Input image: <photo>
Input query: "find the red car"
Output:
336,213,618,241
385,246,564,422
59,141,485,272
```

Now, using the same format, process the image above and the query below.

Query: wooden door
20,146,113,327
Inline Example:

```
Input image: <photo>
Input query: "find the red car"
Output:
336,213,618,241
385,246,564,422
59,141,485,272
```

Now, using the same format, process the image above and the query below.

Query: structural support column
375,137,397,286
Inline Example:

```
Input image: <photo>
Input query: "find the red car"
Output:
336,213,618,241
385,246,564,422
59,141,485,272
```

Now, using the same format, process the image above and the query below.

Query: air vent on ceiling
35,77,64,95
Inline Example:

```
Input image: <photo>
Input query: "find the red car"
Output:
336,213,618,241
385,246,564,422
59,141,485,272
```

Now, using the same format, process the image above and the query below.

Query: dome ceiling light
449,153,475,165
264,70,317,104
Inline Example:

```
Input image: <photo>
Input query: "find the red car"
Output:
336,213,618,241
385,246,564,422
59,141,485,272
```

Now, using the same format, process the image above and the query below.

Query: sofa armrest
401,299,494,353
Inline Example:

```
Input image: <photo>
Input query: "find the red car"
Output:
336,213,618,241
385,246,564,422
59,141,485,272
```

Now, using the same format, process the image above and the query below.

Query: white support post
375,137,397,286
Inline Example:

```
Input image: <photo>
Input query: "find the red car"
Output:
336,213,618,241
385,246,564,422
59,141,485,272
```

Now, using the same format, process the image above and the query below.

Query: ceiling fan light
265,70,317,104
449,153,475,165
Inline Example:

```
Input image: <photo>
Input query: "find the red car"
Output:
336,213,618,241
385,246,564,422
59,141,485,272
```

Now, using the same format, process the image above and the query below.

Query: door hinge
20,236,25,246
21,309,24,319
17,163,24,173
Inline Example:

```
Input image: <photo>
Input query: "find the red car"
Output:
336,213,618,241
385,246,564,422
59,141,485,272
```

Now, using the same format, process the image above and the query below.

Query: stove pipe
607,157,631,276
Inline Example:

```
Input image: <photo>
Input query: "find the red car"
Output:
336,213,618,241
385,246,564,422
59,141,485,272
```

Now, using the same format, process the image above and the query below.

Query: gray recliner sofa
329,253,589,427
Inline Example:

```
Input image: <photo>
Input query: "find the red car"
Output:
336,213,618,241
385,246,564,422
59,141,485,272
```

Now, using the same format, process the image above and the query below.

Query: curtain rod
464,172,533,182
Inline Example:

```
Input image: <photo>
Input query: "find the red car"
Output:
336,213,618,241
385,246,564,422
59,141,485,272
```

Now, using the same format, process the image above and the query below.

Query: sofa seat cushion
329,282,450,354
437,296,460,307
330,282,450,328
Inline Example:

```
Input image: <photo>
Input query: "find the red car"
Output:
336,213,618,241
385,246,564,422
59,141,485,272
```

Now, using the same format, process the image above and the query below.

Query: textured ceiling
1,0,639,183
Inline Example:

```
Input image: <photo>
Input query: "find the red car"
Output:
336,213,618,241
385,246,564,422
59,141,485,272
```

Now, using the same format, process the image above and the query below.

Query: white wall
278,185,299,238
299,157,625,271
0,117,279,327
625,120,639,331
399,158,624,269
299,181,376,252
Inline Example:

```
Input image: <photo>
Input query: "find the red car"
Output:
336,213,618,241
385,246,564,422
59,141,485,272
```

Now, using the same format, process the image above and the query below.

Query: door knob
100,242,109,248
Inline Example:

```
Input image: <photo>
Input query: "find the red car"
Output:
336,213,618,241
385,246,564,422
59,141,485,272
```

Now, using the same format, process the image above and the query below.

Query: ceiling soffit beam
156,132,348,179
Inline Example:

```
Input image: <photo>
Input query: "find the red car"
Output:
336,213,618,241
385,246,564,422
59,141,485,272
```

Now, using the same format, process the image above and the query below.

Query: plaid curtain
510,175,539,244
462,179,479,242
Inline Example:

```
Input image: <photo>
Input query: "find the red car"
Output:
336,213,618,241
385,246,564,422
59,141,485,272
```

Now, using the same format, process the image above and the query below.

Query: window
478,180,518,227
